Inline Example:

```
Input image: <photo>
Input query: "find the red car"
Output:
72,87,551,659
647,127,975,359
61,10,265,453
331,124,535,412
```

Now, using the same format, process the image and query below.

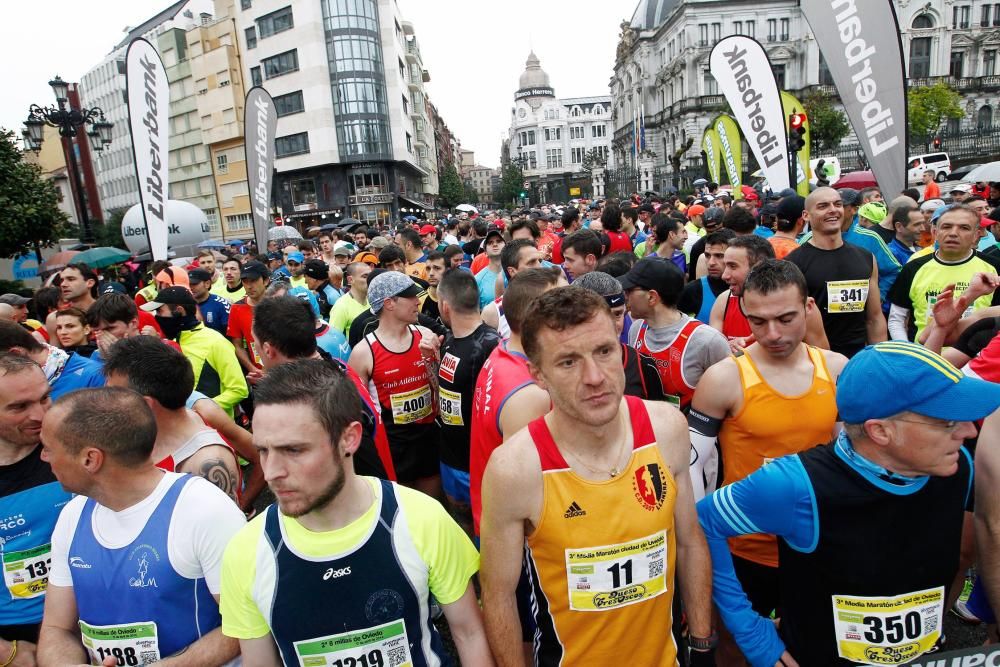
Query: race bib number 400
827,279,869,313
831,586,943,665
565,531,668,612
79,620,160,666
294,619,413,667
389,386,432,425
3,543,51,599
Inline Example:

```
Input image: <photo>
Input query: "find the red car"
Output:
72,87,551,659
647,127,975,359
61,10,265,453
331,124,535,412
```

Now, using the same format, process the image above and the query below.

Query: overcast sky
1,0,625,168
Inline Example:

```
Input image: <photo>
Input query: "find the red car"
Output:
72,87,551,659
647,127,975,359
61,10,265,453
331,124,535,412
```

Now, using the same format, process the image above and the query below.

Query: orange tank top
525,396,679,666
720,345,837,567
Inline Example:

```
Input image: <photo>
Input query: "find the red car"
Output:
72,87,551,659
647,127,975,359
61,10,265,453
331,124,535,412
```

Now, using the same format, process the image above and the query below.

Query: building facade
79,0,214,218
467,165,496,205
232,0,439,228
187,0,254,240
611,0,1000,192
508,52,612,203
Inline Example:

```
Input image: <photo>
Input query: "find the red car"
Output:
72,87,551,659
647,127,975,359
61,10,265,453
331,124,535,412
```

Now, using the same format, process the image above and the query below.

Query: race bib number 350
565,531,668,612
294,619,412,667
827,279,869,313
831,586,943,665
3,543,51,599
79,620,160,666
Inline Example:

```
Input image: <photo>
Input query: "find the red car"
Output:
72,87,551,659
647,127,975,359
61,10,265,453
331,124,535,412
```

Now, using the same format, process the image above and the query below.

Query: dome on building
518,51,552,91
630,0,679,30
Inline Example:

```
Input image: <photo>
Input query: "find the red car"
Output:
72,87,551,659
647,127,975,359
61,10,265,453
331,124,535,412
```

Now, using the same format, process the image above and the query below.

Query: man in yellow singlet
480,286,714,666
689,259,847,664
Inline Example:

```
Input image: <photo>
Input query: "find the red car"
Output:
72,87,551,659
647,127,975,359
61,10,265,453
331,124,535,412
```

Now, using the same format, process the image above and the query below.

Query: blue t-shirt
197,294,231,335
315,324,351,362
475,266,500,310
51,352,104,400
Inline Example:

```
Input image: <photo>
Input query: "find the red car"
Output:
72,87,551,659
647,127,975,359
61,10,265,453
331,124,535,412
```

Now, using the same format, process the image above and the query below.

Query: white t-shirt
49,472,245,595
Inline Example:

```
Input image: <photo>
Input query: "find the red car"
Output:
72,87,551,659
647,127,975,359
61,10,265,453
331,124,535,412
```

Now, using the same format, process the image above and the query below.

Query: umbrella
74,247,132,269
268,226,302,241
963,161,1000,183
693,178,708,187
455,204,479,213
228,239,245,246
197,239,226,249
41,250,80,272
320,223,339,231
832,170,878,190
402,215,418,221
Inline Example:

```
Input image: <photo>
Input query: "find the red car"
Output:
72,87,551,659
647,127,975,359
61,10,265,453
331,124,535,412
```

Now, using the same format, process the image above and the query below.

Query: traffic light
932,137,942,150
788,113,807,152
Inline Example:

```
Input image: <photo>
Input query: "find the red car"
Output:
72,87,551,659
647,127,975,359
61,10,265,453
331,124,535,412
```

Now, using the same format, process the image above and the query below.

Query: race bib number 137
831,586,943,665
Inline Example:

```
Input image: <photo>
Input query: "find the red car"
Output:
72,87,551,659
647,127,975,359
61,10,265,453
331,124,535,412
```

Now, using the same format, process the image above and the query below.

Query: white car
907,153,951,186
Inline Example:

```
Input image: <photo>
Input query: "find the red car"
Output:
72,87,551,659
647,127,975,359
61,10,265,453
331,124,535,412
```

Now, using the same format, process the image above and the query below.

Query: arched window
912,13,934,29
594,105,604,116
979,105,993,129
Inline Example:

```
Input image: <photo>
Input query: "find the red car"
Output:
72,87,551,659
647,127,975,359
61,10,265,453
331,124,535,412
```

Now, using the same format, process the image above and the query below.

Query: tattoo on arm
199,457,239,501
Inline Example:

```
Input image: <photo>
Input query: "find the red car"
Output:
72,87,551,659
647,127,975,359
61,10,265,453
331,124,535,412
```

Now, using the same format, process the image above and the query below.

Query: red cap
687,204,706,218
981,216,995,229
419,224,437,235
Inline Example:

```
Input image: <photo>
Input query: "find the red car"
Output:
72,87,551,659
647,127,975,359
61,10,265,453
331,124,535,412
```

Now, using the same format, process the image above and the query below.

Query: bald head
804,186,841,209
0,304,15,321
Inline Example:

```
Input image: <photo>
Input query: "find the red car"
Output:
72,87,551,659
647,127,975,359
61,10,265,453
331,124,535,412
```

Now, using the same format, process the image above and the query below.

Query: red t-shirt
606,230,633,255
137,309,164,337
226,301,261,368
471,252,490,276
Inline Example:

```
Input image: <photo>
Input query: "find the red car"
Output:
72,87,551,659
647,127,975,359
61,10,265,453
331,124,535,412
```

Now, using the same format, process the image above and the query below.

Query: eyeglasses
891,417,961,432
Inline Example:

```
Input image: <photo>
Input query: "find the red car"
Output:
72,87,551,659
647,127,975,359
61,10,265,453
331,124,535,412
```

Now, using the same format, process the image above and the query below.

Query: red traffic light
789,113,807,129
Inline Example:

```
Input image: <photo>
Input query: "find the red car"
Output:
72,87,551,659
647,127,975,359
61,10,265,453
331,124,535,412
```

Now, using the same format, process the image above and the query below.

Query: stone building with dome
610,0,1000,193
504,52,612,203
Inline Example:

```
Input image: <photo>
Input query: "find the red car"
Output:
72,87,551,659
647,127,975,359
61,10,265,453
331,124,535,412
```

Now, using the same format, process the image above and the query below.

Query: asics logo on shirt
323,566,352,580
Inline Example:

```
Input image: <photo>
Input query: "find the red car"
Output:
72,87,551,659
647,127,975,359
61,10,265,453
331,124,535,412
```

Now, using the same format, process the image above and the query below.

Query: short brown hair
55,307,88,327
522,286,611,364
52,388,157,467
502,267,564,335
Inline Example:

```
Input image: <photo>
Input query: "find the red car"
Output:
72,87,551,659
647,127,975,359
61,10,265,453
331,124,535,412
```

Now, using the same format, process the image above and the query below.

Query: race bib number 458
565,531,668,612
831,586,943,665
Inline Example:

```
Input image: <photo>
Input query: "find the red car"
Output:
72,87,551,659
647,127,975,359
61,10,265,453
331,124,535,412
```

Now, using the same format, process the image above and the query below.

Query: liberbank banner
710,36,791,192
702,127,722,185
714,115,744,199
801,0,907,197
244,86,277,250
125,38,169,261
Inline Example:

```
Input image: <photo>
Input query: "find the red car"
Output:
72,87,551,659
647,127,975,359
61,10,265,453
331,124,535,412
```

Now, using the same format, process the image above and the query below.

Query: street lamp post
23,75,113,245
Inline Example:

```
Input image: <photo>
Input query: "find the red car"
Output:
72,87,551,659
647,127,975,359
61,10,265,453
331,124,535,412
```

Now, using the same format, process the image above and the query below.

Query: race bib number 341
831,586,943,665
565,531,668,612
827,279,869,313
294,619,412,667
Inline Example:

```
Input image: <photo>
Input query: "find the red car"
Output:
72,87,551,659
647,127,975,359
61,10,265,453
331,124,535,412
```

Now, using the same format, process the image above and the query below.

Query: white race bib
831,586,943,665
827,279,869,313
293,618,413,667
3,543,51,599
79,620,161,666
565,531,668,612
438,388,463,426
389,386,432,425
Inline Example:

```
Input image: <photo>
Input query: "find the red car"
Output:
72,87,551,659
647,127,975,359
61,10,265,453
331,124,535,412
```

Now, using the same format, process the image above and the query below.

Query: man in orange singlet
480,286,714,666
689,259,846,664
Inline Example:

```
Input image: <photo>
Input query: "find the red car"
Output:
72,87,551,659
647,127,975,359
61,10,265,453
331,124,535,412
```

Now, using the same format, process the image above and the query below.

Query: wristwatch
689,632,719,651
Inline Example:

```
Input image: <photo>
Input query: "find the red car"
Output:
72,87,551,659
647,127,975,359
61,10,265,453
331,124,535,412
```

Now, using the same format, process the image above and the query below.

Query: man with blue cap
698,341,1000,666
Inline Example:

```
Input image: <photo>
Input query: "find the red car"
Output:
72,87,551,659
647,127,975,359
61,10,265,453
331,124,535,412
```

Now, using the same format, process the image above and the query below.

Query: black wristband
687,408,723,437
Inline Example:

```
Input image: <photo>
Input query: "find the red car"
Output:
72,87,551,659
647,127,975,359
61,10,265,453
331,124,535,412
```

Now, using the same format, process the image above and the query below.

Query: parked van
907,153,951,185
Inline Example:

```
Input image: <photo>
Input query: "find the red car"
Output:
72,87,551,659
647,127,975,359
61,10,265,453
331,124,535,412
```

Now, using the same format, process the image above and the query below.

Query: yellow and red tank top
720,345,837,567
525,395,678,667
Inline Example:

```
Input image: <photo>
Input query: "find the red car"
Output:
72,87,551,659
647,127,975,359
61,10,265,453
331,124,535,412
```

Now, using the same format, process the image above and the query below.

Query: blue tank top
68,475,220,664
263,479,450,666
0,448,72,626
695,276,718,324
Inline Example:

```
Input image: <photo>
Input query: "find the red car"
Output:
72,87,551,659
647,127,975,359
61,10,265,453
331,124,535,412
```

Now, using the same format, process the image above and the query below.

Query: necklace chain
563,414,629,478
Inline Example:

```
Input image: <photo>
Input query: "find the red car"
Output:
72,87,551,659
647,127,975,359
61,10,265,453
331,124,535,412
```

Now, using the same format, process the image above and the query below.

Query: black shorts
385,421,441,482
0,622,40,643
732,555,779,617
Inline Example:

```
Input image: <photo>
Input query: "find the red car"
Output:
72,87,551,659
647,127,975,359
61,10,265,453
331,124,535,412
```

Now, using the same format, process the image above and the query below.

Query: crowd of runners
4,180,1000,666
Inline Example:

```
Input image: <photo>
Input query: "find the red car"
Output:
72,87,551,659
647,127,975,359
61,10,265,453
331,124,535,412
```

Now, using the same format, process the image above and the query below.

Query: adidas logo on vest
563,501,587,518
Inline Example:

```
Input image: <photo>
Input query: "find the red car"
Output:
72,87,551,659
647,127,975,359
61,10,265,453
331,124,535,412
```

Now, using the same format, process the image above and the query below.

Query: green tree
582,147,608,171
0,129,68,258
496,162,524,206
908,82,964,143
803,91,850,152
437,162,466,209
92,207,126,248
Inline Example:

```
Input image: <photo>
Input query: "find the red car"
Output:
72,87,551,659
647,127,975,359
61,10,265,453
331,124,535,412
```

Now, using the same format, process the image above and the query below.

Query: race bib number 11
565,531,668,612
831,586,943,665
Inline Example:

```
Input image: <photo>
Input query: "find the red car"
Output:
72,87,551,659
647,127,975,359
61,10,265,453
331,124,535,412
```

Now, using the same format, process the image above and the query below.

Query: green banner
780,90,811,196
714,115,743,199
701,126,722,185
